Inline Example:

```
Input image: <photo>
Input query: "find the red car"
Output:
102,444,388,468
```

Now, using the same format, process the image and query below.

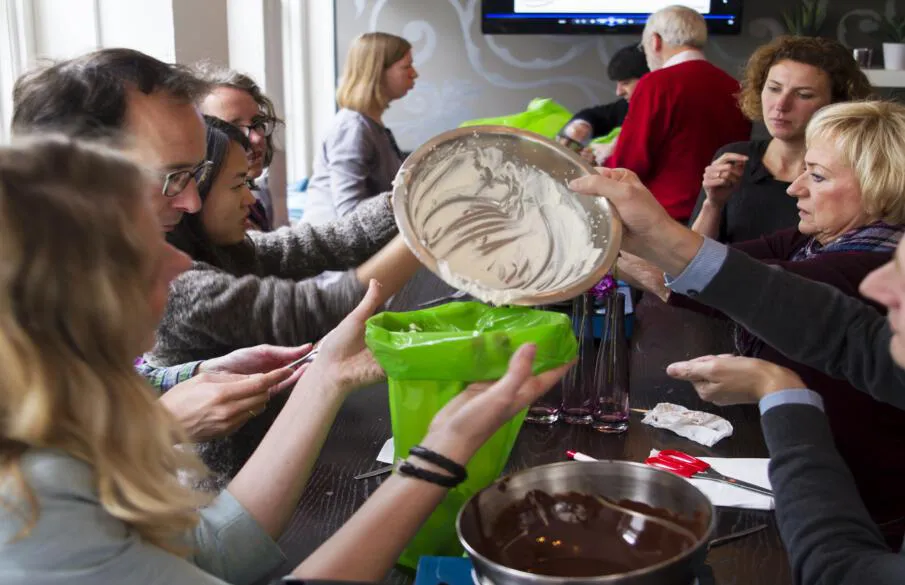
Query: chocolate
475,490,700,577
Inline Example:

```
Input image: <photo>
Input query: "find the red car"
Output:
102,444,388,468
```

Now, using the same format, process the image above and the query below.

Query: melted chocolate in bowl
477,490,700,578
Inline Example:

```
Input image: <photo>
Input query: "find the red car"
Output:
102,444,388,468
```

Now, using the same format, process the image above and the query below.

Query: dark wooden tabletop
276,268,791,585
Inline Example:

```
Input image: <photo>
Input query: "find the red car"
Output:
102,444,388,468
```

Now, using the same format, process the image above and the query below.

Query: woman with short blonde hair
806,100,905,225
620,100,905,547
304,32,418,225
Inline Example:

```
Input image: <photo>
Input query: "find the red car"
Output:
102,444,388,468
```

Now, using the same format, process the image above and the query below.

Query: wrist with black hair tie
394,444,468,488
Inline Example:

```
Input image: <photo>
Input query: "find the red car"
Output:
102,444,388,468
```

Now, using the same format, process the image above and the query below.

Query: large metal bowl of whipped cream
392,126,622,306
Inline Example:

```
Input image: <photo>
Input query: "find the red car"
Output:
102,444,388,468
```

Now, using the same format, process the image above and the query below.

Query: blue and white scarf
735,221,905,357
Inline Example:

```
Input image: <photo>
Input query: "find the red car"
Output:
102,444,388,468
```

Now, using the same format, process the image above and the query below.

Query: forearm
690,200,723,240
227,370,347,539
640,221,706,279
292,472,446,581
763,404,905,584
293,432,472,581
251,194,396,278
354,236,422,306
697,248,905,408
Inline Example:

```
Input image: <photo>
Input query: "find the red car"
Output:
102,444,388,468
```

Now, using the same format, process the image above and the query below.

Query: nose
615,82,627,98
174,179,203,214
774,92,793,112
242,186,257,207
787,171,807,198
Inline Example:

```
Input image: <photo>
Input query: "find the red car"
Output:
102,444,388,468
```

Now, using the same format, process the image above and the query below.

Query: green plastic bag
458,98,573,140
365,302,577,568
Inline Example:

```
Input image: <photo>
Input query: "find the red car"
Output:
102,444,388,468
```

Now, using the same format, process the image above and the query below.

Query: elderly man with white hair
606,5,751,222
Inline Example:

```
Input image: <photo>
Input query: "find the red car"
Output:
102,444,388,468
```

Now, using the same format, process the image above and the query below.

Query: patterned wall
337,0,896,150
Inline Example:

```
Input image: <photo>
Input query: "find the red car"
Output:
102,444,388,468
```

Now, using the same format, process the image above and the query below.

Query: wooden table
276,268,791,584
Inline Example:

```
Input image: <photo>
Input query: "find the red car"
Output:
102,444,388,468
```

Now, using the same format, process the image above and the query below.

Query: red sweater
607,59,751,220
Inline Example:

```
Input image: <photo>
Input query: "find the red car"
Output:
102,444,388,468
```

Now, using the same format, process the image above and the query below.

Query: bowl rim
455,460,718,583
392,125,623,306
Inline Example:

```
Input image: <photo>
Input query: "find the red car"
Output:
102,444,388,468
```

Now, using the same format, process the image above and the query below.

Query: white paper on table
376,438,394,463
650,449,773,510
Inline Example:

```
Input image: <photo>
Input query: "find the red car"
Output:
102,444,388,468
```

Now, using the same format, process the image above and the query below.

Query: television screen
482,0,743,35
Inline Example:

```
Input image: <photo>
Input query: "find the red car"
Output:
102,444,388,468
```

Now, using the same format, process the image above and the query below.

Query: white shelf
863,68,905,88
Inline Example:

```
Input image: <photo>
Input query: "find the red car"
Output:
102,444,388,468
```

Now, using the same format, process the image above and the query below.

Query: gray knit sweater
147,195,397,489
149,194,397,366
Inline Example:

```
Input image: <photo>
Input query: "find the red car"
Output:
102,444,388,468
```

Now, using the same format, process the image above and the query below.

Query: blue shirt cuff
759,389,825,415
665,237,729,296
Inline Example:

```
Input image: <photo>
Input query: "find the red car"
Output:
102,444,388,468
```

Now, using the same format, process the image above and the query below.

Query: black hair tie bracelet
396,460,462,488
409,445,468,483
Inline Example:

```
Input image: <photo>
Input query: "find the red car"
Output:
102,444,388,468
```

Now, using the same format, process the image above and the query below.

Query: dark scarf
734,221,904,357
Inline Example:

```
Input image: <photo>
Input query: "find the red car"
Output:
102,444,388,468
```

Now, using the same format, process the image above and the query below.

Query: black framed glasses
162,160,213,198
238,116,276,138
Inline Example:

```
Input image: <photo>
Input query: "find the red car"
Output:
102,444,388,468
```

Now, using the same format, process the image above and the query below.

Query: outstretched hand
304,279,386,394
421,344,573,465
160,367,294,441
568,168,704,276
199,343,313,394
666,354,806,406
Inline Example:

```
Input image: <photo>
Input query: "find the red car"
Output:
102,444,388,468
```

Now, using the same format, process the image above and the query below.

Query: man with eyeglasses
195,65,284,229
11,48,307,440
604,5,750,222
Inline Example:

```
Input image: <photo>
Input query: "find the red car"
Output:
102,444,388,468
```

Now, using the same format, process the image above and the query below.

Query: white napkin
649,449,773,510
641,402,733,447
376,438,394,463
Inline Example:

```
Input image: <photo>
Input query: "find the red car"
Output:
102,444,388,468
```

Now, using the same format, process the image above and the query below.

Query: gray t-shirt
0,449,285,585
304,108,403,225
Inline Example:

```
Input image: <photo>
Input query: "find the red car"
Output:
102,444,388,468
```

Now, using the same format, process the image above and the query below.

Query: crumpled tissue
642,402,733,447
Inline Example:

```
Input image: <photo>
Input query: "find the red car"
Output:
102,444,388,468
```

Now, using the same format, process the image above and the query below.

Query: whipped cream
399,143,604,305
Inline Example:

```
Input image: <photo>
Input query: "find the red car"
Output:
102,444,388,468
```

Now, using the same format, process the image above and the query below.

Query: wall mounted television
482,0,744,35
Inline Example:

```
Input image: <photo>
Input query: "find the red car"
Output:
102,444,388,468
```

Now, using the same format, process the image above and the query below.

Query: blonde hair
0,135,208,552
806,101,905,224
643,5,707,49
336,32,411,113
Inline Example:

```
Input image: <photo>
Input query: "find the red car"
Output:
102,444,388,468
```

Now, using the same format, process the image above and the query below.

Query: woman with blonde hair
611,100,905,547
690,35,873,243
0,135,570,584
304,32,417,225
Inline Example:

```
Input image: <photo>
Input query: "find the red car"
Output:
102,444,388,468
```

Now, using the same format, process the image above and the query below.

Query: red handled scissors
645,450,773,497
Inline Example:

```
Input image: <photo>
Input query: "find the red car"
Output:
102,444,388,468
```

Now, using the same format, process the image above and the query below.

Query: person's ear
652,33,663,53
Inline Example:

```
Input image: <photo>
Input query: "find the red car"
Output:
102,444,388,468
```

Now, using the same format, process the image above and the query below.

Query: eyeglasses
237,116,276,138
162,160,213,198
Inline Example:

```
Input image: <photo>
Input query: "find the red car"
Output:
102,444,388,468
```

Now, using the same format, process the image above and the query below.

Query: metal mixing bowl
457,461,716,585
392,126,622,305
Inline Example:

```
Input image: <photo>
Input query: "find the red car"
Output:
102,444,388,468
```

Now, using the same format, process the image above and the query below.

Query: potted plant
781,0,827,37
883,15,905,70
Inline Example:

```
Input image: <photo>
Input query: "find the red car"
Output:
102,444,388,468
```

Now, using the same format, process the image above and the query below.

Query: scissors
645,450,773,498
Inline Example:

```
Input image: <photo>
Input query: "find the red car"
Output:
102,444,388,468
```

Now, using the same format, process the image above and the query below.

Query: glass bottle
591,290,630,433
560,293,597,424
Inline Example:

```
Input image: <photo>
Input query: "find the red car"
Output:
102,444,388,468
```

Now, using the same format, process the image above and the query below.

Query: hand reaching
199,343,313,394
303,279,386,394
666,354,805,406
159,368,294,441
421,344,573,464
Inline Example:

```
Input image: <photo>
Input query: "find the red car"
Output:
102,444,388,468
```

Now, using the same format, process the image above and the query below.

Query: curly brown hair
738,36,873,121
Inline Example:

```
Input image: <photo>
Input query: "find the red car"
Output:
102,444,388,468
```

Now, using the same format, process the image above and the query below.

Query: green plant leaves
781,0,828,37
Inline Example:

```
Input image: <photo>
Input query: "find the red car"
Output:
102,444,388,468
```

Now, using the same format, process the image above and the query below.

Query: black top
688,139,800,244
570,98,630,139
